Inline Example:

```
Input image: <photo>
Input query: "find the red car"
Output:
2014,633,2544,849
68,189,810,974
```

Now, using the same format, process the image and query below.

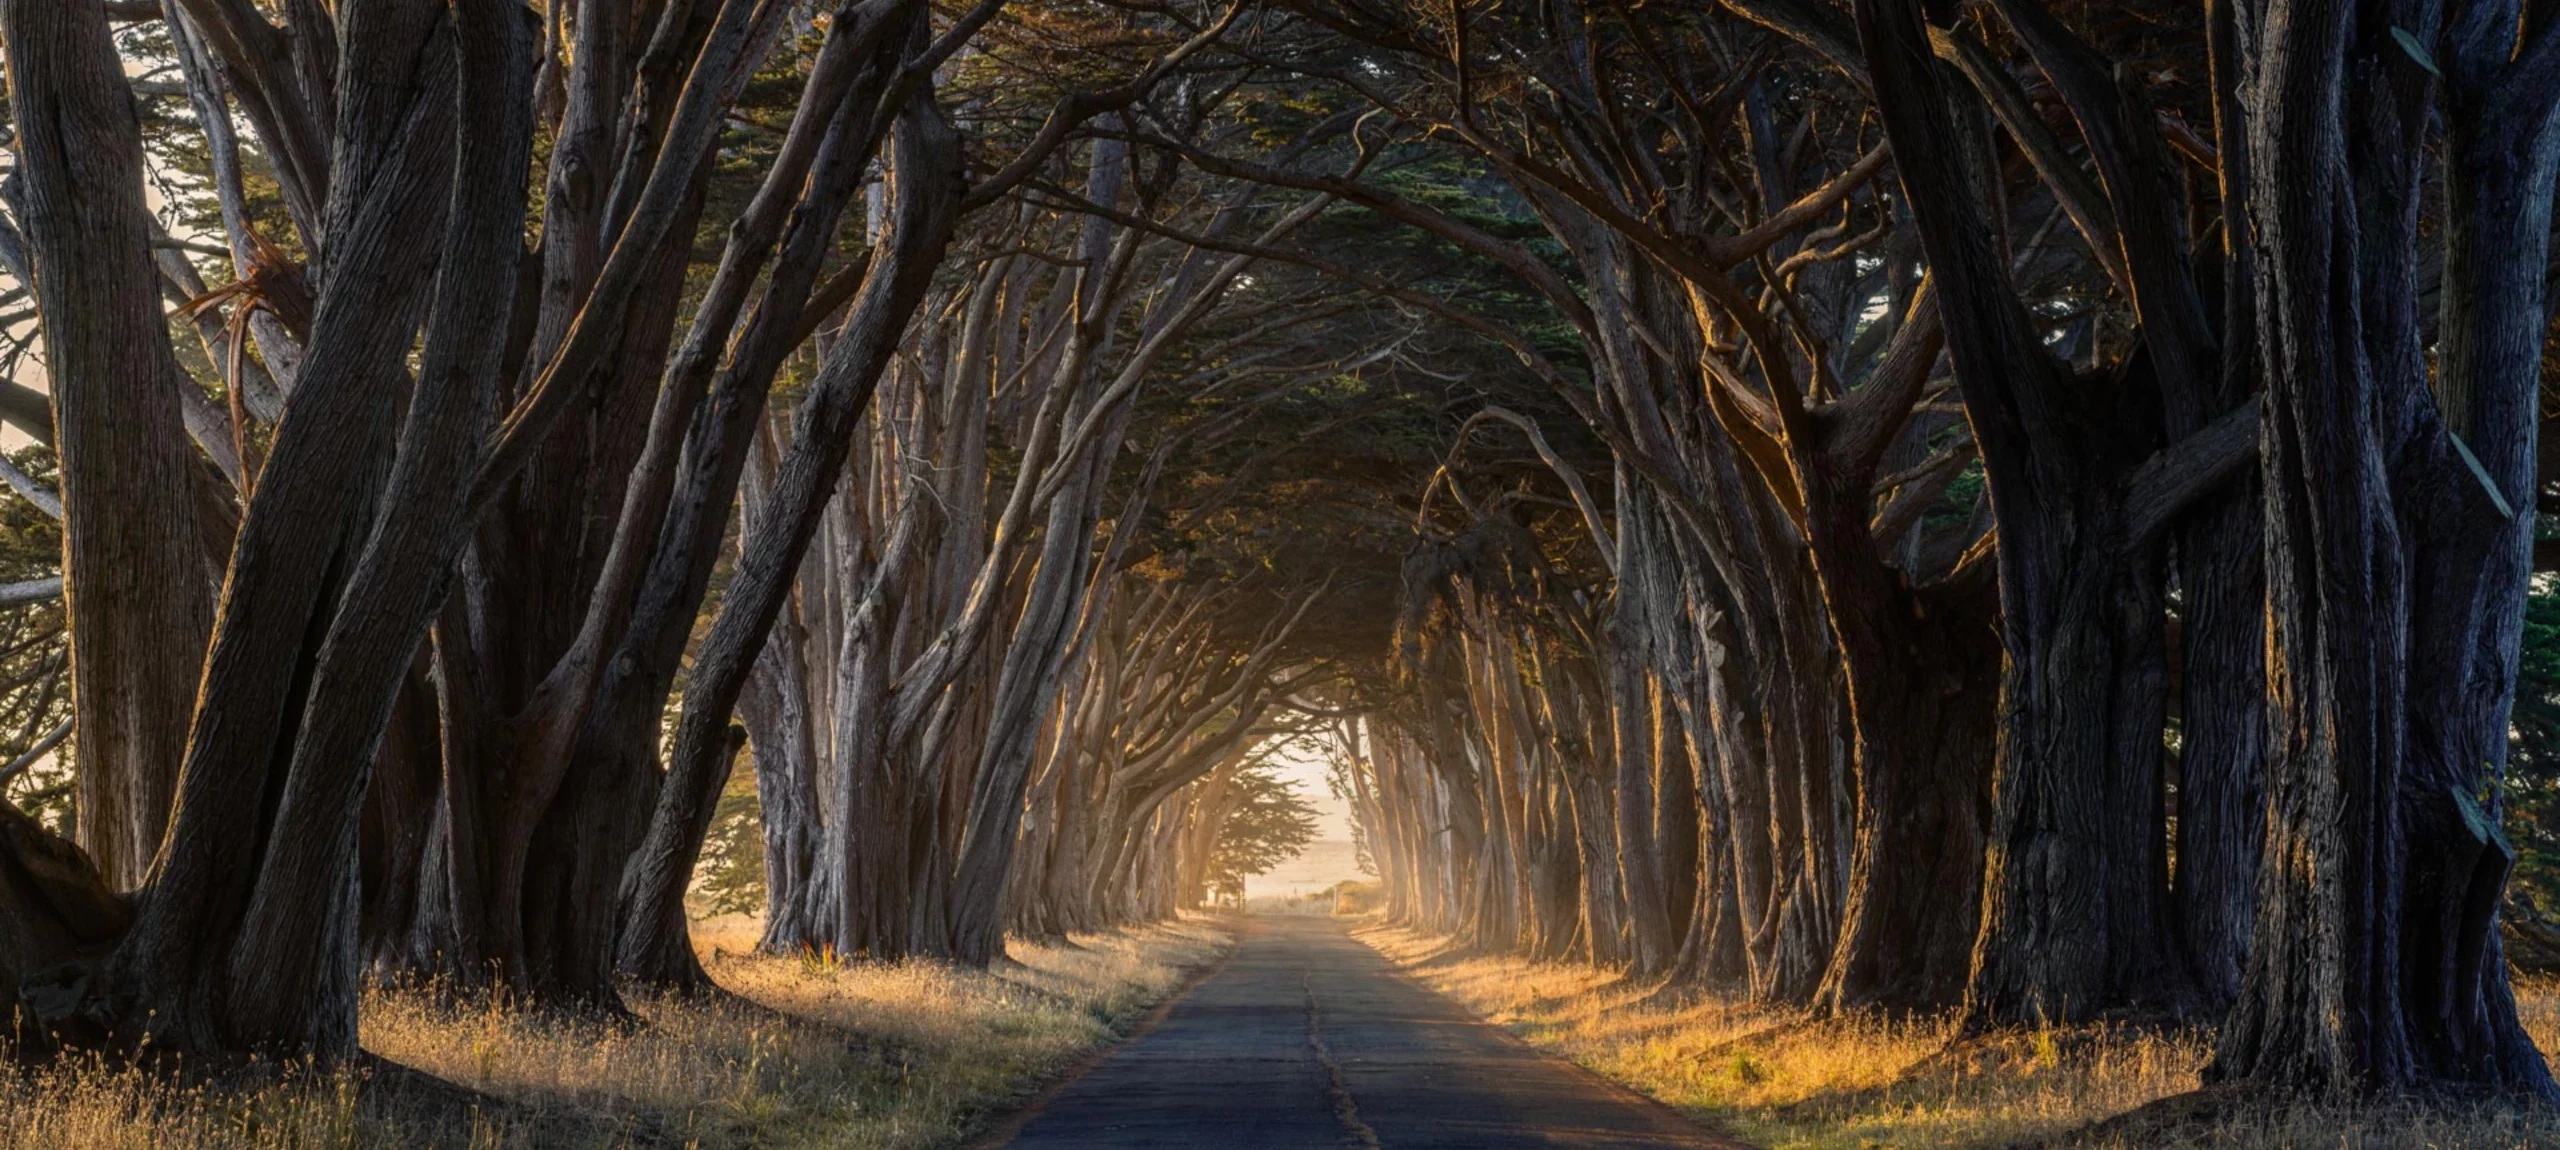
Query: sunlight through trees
3,0,2559,1135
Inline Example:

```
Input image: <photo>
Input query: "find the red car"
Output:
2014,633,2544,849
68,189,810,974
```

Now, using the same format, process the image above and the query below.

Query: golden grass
0,917,1229,1149
1356,924,2560,1150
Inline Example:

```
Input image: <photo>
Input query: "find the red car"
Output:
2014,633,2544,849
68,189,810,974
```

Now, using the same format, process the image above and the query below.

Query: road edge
1343,918,1765,1150
958,915,1251,1150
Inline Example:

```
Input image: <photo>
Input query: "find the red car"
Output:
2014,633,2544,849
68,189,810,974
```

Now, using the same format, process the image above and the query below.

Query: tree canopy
2,0,2559,1114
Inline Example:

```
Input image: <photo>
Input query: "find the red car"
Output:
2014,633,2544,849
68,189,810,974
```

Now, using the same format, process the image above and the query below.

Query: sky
1267,735,1356,837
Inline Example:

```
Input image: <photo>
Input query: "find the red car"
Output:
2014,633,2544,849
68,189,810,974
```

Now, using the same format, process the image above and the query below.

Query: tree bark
3,0,218,892
1859,0,2249,1026
639,79,964,970
2211,0,2560,1098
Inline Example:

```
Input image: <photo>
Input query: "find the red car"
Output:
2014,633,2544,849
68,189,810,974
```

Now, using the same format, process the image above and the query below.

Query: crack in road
1305,969,1383,1149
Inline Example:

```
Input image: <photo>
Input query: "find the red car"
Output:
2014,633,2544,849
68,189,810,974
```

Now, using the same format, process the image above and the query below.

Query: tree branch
2122,400,2259,547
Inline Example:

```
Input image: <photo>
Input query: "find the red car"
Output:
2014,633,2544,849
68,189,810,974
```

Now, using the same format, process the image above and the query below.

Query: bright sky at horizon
1246,735,1369,899
1265,734,1355,838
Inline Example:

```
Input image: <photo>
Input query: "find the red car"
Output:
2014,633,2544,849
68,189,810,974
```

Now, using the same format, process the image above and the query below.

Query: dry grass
1357,924,2560,1149
0,917,1229,1149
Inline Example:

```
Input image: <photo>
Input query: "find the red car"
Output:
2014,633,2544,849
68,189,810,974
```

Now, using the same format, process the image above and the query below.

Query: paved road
985,915,1742,1149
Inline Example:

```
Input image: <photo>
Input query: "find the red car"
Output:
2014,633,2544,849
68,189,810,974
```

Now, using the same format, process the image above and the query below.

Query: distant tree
1202,766,1320,897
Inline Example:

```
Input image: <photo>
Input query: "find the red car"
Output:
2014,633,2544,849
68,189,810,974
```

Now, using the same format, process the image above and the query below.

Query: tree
4,0,539,1055
1182,758,1321,908
1850,0,2256,1028
1241,2,2560,1106
2205,0,2560,1098
0,0,972,1056
2,0,213,897
5,0,2557,1114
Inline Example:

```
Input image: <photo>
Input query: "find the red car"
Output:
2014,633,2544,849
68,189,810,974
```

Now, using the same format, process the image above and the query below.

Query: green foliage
1923,459,1987,534
0,446,69,834
689,763,767,919
1092,78,1614,687
2508,574,2560,918
1206,765,1321,891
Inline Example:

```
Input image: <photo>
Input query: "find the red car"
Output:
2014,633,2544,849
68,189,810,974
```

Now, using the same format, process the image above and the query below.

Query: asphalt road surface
983,915,1746,1149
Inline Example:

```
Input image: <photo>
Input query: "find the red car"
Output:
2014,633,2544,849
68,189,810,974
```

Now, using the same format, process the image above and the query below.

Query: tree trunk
1859,0,2248,1025
2211,0,2560,1097
609,35,897,983
2170,0,2269,1011
6,0,219,892
1609,488,1677,974
1814,590,1998,1014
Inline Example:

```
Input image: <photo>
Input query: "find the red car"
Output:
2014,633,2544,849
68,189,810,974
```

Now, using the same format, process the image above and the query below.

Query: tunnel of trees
5,0,2560,1111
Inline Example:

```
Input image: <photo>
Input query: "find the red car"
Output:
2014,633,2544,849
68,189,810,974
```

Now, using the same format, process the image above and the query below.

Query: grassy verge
2,917,1230,1149
1356,923,2560,1149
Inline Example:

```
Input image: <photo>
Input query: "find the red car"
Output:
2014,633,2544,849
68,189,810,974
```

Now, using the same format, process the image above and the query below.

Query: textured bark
1813,588,1998,1014
1678,463,1844,1005
388,0,868,1009
643,81,964,969
2170,0,2269,1011
1696,632,1777,990
360,668,445,975
2211,0,2560,1099
1653,681,1699,954
503,189,705,1010
1757,284,1996,1015
607,20,900,987
1609,488,1677,974
100,0,456,1055
4,0,218,891
946,437,1117,964
1858,0,2270,1026
221,0,533,1048
2173,484,2266,1007
1674,688,1749,986
614,726,746,990
0,0,573,1060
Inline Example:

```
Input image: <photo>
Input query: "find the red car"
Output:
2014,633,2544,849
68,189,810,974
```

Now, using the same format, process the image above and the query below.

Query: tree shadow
351,1052,676,1148
668,959,929,1067
2000,1081,2560,1150
1989,1082,2264,1149
1706,1018,2217,1150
